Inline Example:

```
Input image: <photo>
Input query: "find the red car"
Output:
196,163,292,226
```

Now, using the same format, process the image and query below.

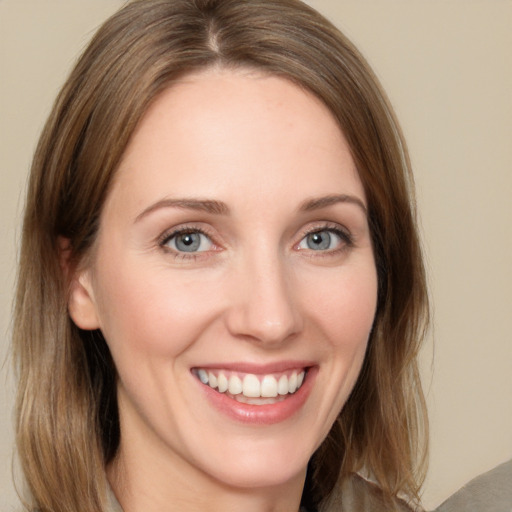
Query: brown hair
13,0,429,510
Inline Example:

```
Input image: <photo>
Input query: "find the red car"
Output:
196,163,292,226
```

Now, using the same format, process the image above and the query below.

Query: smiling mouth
193,368,307,405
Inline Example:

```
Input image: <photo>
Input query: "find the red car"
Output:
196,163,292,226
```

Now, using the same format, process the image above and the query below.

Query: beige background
1,1,511,510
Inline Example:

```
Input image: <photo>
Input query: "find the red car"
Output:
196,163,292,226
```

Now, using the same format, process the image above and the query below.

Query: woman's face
70,69,377,494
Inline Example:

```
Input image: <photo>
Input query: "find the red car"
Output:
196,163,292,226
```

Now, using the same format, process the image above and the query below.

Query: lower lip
196,367,317,425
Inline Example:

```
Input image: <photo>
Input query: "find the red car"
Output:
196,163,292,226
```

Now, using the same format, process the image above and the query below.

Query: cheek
302,262,378,351
92,258,222,360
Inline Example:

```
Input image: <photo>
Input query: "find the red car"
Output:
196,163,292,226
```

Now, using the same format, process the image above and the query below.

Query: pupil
176,232,201,252
307,231,330,250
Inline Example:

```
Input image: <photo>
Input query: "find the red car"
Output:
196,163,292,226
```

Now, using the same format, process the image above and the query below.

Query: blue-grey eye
298,230,342,251
167,231,212,253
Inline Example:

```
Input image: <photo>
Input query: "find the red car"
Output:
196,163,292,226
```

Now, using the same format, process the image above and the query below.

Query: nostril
225,304,302,345
224,264,303,344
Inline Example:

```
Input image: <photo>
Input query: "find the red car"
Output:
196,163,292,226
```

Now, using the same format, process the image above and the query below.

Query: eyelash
158,225,216,260
296,223,354,255
157,222,353,260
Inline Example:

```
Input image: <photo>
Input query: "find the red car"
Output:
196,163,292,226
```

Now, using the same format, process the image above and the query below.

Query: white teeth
261,375,278,398
242,374,261,398
208,371,218,389
198,369,208,384
289,372,298,393
197,369,306,399
228,375,243,395
277,374,289,395
217,372,228,393
297,371,304,388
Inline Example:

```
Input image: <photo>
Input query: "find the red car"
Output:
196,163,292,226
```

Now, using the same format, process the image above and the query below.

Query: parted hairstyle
13,0,429,511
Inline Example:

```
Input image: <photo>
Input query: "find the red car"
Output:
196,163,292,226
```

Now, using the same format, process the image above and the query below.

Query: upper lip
192,361,315,375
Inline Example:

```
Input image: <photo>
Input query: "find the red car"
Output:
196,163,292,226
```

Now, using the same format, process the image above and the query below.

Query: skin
69,68,378,512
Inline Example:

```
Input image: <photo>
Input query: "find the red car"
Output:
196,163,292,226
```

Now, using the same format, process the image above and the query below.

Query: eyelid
297,221,352,242
156,221,353,259
157,224,221,258
295,221,354,251
158,225,210,245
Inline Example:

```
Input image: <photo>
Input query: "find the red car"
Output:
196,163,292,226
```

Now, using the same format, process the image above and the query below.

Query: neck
107,438,306,512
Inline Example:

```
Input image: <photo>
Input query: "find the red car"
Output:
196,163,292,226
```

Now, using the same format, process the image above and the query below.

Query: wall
1,1,511,509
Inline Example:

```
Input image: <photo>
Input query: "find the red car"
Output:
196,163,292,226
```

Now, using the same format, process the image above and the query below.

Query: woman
13,0,429,511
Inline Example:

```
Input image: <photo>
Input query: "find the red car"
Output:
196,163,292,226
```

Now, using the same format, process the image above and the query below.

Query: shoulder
433,459,512,512
320,473,422,512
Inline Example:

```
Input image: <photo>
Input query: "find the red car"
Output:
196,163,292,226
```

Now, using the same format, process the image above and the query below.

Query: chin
190,430,316,491
212,456,307,491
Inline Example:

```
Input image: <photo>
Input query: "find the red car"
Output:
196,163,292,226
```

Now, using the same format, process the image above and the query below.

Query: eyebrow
135,193,367,223
135,198,230,222
299,194,367,215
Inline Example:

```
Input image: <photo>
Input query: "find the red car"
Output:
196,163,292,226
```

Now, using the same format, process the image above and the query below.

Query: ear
68,269,101,330
58,237,101,330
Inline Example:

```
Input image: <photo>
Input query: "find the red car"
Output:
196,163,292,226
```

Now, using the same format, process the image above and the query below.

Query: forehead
107,68,364,217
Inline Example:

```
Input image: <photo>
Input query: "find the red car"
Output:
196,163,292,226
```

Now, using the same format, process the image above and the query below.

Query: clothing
108,488,123,512
433,459,512,512
326,473,420,512
107,472,418,512
107,490,314,511
107,460,512,511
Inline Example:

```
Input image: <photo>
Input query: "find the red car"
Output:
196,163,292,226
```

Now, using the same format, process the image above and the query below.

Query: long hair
13,1,429,510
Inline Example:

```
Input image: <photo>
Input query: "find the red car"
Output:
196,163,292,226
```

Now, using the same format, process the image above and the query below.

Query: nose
225,252,303,347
